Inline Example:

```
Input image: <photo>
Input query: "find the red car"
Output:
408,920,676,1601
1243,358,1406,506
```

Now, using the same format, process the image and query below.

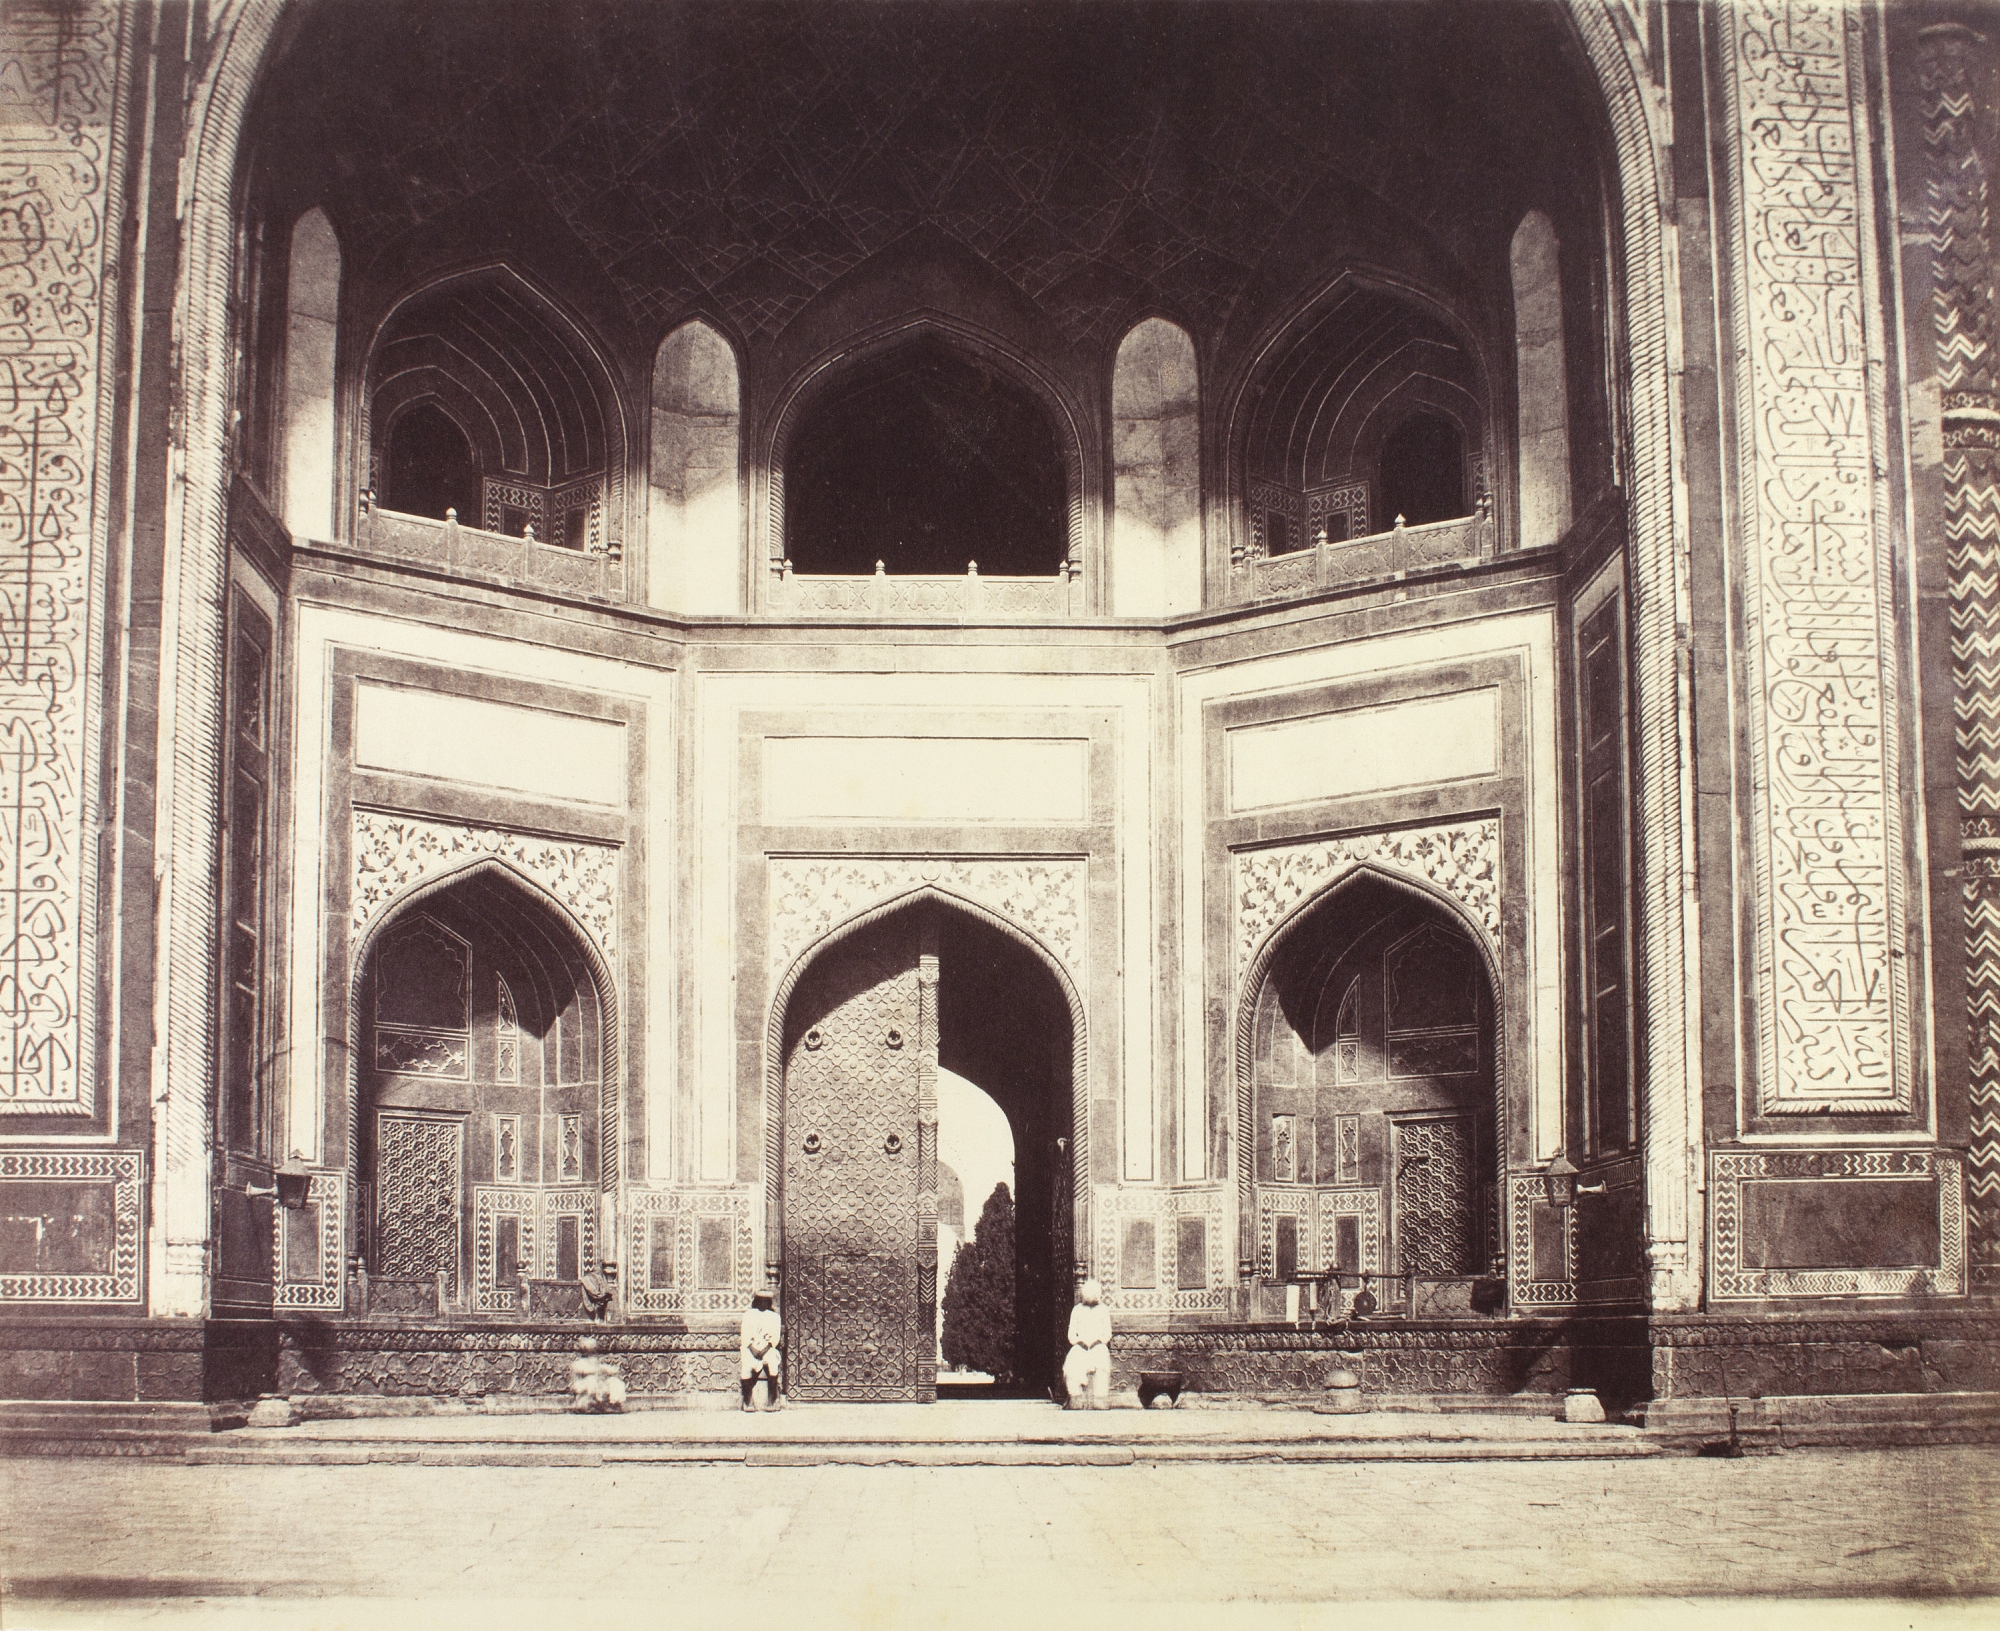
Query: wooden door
782,912,935,1401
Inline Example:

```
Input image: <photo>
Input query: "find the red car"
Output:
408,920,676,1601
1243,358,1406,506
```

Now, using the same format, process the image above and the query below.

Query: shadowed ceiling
247,0,1610,367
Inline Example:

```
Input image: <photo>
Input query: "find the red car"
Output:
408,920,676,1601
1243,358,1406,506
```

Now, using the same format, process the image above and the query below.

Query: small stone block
1563,1388,1606,1424
246,1395,294,1430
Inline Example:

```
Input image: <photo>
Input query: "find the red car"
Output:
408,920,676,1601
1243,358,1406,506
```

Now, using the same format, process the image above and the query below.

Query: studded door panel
1392,1115,1477,1276
783,914,927,1401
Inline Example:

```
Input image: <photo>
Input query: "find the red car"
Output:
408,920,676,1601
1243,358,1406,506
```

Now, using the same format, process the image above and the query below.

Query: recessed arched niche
780,336,1069,580
363,273,625,560
649,319,742,614
280,207,340,542
1111,318,1201,617
1229,281,1492,603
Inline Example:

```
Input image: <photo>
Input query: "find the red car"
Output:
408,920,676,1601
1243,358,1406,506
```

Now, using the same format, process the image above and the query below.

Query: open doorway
776,899,1077,1401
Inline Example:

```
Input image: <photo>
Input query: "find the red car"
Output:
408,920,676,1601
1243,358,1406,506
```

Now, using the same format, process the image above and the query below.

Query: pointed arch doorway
773,898,1080,1402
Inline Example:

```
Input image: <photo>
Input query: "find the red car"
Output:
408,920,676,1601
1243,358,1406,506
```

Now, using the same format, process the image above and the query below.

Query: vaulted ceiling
247,0,1610,370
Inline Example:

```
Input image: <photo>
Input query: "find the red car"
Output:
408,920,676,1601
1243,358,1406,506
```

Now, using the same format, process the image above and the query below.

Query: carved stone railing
1228,511,1495,605
357,503,627,601
768,558,1085,620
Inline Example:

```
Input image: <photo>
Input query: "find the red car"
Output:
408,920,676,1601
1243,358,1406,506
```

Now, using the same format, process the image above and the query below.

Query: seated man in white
1062,1278,1113,1409
739,1286,784,1412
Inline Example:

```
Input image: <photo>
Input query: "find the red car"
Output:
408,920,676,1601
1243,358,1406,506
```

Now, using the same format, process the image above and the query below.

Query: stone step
178,1435,1665,1468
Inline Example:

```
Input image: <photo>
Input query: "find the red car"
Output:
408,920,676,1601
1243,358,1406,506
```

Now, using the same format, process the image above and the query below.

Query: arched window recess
764,325,1091,622
1227,278,1498,607
354,269,634,604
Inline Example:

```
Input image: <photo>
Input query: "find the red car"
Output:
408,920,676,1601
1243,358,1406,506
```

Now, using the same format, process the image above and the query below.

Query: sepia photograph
0,0,1994,1625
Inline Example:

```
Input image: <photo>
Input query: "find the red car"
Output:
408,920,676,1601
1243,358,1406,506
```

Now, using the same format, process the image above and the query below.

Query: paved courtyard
1,1445,1995,1627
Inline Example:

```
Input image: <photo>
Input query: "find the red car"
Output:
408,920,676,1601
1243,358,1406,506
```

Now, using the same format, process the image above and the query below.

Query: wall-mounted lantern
249,1158,315,1211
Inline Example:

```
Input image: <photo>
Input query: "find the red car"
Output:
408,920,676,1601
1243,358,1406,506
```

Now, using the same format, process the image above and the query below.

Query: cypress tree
941,1182,1018,1380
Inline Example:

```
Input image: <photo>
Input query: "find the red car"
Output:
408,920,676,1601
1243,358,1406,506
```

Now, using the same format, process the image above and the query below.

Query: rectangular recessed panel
1333,1214,1361,1276
0,1181,118,1275
763,736,1088,824
650,1217,675,1287
1121,1218,1157,1289
1274,1214,1299,1281
697,1216,734,1289
1228,689,1499,812
1740,1179,1940,1270
354,681,626,806
284,1203,324,1285
495,1215,520,1287
1175,1216,1206,1290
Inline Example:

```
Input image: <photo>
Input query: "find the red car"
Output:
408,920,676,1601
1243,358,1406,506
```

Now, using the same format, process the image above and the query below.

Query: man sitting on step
739,1285,784,1412
1063,1278,1113,1410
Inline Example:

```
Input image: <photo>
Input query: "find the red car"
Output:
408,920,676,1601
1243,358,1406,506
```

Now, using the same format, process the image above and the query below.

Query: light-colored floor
251,1400,1644,1444
1,1446,1993,1629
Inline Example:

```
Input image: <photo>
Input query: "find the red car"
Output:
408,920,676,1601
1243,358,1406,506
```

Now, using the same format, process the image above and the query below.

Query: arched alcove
782,336,1069,577
366,272,625,550
1511,210,1572,549
1111,318,1201,616
281,206,341,541
649,319,742,614
350,865,614,1316
1234,281,1488,564
1240,871,1504,1316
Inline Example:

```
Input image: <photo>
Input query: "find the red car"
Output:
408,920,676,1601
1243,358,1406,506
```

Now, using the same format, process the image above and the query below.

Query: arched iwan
341,857,624,1273
762,885,1089,1284
1232,863,1508,1281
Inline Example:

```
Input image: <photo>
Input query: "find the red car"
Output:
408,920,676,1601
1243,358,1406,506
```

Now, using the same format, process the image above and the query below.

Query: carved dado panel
0,1150,141,1303
351,811,619,963
1234,821,1500,989
0,5,125,1113
274,1169,347,1311
1725,2,1911,1113
624,1187,755,1315
768,857,1085,983
1093,1186,1225,1313
1710,1150,1965,1300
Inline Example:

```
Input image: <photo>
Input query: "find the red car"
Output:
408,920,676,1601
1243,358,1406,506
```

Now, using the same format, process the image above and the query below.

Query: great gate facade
1,0,1995,1416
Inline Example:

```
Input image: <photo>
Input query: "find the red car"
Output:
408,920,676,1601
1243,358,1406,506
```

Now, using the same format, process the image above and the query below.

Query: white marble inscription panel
1726,1,1909,1112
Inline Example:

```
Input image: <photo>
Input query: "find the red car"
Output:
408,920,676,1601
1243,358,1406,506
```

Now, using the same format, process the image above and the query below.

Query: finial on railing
523,521,538,544
1393,513,1406,531
966,559,979,577
780,557,793,582
875,559,887,577
443,506,457,523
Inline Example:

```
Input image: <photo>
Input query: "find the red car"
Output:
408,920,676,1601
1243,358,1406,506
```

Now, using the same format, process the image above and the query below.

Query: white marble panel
1227,689,1498,813
763,736,1088,825
354,682,626,807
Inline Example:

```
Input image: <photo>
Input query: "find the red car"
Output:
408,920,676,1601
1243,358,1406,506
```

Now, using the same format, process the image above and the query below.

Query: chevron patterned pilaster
1926,25,2000,1288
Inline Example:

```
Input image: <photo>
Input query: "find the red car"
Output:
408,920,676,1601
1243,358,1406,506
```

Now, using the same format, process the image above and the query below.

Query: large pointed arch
342,857,624,1277
759,313,1091,599
762,885,1088,1286
1233,863,1508,1283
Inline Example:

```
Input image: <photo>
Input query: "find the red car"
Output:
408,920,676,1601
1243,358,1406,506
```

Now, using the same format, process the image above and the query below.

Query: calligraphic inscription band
1727,1,1910,1112
0,4,124,1112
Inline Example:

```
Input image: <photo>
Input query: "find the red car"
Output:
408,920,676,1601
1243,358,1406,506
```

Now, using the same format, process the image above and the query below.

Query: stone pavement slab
180,1400,1662,1465
1,1447,1993,1625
